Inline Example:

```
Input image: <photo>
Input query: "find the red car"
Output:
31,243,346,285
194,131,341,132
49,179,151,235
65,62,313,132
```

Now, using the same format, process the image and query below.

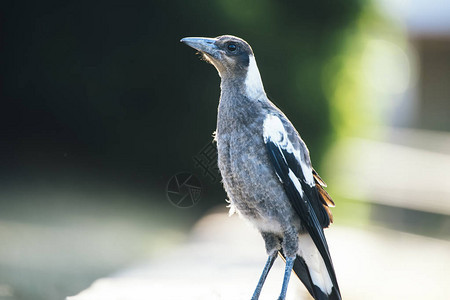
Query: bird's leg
251,251,277,300
278,256,295,300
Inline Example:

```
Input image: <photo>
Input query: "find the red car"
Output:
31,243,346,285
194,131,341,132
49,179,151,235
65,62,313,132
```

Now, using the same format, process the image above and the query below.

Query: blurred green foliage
323,5,410,140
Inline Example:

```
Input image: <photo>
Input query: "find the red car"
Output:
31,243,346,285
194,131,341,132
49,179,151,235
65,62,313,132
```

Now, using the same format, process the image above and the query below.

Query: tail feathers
278,252,341,300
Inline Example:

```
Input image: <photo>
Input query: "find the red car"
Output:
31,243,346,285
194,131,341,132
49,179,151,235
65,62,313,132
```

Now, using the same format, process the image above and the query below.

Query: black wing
263,114,341,299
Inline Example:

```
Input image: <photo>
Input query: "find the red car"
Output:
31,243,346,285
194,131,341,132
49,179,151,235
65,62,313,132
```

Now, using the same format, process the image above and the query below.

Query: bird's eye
227,43,237,52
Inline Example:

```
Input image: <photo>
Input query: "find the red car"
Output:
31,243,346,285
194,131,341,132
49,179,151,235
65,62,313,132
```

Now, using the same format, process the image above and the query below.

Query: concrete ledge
68,211,450,300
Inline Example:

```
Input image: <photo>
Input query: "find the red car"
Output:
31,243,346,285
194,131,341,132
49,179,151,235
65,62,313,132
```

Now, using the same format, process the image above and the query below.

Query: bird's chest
216,123,283,218
217,122,265,180
219,126,263,168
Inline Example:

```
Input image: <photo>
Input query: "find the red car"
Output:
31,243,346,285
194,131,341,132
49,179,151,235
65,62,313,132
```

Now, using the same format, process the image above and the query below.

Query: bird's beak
180,37,219,57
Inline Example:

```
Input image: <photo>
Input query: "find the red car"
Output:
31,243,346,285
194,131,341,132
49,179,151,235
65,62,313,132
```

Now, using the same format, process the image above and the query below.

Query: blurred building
388,0,450,131
327,0,450,237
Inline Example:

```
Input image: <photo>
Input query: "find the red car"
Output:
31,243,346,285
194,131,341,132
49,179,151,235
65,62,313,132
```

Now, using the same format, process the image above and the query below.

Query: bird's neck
217,60,270,130
220,55,266,101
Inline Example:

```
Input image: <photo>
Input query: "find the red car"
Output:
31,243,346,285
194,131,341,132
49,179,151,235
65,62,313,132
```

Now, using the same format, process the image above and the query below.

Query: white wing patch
288,169,304,197
300,158,314,187
263,114,285,144
263,114,315,187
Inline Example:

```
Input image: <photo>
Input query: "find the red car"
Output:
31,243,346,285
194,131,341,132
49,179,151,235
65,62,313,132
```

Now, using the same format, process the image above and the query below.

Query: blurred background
1,0,449,299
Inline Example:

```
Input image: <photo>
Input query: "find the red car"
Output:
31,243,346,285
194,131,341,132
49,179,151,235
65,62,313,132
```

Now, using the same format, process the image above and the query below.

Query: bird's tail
279,239,341,300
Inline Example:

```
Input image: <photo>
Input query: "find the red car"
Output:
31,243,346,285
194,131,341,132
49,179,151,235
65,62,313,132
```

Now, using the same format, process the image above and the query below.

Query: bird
181,35,341,300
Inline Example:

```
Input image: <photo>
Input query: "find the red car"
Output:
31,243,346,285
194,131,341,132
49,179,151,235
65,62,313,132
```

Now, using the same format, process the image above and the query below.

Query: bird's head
181,35,253,75
181,35,265,97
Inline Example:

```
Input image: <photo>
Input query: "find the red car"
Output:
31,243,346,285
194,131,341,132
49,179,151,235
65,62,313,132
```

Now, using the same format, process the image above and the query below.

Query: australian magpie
181,35,341,300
